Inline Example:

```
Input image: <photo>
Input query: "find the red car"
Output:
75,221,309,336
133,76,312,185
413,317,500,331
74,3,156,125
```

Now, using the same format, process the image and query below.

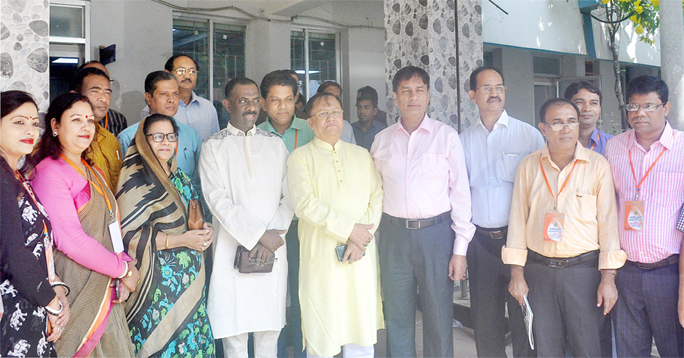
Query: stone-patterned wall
1,0,50,112
384,0,482,132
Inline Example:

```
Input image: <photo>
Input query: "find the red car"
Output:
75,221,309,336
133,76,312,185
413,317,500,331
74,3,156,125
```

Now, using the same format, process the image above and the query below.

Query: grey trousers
525,255,604,358
378,214,454,358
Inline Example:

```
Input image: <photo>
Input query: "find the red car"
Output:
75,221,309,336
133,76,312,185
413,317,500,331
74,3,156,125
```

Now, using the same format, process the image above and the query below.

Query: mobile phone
335,244,365,262
115,279,120,300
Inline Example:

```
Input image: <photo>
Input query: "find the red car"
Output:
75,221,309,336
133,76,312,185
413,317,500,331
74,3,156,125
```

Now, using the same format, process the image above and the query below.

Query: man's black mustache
243,111,258,117
488,97,501,102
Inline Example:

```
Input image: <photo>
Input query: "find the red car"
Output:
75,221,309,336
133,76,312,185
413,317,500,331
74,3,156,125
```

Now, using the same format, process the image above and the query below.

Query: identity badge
624,200,645,231
544,213,564,242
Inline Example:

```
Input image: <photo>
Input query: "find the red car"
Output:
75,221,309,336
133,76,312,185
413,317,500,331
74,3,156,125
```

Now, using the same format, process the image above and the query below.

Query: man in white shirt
460,67,544,357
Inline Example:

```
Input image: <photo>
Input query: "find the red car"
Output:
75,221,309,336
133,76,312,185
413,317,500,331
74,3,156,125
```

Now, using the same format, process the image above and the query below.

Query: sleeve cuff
598,250,628,270
453,237,469,256
502,246,528,266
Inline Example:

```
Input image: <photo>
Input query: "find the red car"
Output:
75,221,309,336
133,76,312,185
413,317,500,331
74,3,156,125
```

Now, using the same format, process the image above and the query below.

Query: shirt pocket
421,153,449,181
568,191,598,225
497,152,523,183
652,172,684,207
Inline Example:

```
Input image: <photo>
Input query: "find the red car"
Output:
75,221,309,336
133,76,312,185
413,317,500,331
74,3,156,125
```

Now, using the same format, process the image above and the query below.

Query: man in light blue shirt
460,67,544,358
118,71,201,185
564,81,613,156
140,55,220,142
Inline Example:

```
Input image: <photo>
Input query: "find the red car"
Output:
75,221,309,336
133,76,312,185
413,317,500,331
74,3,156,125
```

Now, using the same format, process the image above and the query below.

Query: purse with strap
233,245,277,273
187,199,204,230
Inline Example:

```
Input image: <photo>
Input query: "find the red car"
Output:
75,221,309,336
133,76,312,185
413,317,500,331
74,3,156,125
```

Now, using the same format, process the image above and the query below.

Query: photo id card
109,221,125,254
544,213,564,242
624,200,644,231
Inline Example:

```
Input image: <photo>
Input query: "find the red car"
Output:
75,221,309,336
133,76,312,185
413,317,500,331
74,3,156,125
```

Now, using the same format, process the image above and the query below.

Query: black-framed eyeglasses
147,132,178,142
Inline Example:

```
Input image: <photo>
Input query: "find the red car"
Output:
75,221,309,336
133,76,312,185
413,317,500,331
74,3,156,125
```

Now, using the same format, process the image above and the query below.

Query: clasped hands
249,229,287,265
342,223,375,264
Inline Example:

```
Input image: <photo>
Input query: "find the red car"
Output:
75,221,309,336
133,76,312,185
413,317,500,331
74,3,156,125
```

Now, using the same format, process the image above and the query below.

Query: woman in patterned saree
116,114,215,357
0,90,70,357
32,93,138,357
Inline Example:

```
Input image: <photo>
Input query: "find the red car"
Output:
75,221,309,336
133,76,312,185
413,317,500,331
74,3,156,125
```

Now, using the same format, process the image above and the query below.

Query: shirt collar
474,110,509,131
540,141,591,168
394,113,432,135
226,122,257,136
265,115,307,135
312,136,338,151
628,121,675,150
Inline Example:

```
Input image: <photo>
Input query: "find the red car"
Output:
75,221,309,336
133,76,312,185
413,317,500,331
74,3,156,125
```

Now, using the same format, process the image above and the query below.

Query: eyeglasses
315,109,344,120
543,121,580,132
237,98,261,107
477,85,507,94
625,103,664,112
147,132,178,142
174,68,197,76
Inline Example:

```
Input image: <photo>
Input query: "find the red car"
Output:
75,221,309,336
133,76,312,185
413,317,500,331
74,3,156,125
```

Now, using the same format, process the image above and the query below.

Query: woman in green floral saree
116,114,215,357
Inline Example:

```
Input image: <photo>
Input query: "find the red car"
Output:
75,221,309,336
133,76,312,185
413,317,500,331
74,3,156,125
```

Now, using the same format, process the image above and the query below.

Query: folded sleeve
502,158,531,266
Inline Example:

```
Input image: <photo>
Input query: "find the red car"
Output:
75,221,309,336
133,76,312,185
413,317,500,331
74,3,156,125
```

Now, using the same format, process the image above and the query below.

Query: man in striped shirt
605,75,684,357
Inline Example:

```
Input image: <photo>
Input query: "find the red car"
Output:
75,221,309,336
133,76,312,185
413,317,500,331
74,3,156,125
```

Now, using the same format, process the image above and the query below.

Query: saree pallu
54,167,134,357
117,121,214,358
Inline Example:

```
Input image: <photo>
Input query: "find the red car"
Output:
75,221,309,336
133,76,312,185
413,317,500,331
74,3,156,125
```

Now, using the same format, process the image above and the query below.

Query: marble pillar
384,0,482,131
1,0,50,112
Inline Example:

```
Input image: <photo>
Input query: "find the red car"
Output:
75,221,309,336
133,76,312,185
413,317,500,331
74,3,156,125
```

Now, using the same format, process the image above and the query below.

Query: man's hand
448,254,467,281
597,270,618,315
509,265,529,306
249,243,275,265
258,229,286,253
348,223,374,248
679,284,684,327
342,242,365,264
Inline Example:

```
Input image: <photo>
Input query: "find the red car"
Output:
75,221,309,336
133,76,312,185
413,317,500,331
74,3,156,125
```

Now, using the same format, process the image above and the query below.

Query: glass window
533,57,561,76
213,23,245,98
173,19,210,98
291,30,338,99
49,2,88,102
50,5,84,38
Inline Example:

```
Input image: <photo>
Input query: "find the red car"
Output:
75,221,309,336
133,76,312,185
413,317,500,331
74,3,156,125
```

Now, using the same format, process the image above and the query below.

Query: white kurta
199,123,293,338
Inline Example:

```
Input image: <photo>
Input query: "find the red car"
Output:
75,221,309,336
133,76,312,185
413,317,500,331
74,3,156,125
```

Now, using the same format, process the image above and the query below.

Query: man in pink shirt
371,66,475,357
605,75,684,357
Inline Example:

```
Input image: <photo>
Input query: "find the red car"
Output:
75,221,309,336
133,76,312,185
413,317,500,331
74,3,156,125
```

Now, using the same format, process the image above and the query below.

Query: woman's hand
52,283,70,329
120,264,140,292
45,296,65,342
113,280,131,304
182,225,214,252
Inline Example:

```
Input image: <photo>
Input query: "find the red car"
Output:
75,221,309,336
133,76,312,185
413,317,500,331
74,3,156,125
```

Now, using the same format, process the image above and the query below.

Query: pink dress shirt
32,157,129,278
371,114,475,255
605,122,684,263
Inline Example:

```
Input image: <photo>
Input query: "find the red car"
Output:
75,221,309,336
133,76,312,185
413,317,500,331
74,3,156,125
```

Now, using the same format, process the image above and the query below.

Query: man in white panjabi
200,77,293,358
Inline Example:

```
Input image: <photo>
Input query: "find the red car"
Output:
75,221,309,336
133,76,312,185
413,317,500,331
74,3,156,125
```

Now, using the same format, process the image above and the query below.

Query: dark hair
317,81,342,95
143,114,179,136
145,71,177,95
304,92,342,118
539,98,580,124
392,66,430,93
356,86,378,108
564,81,602,103
224,77,258,99
469,67,504,91
626,75,668,104
260,71,298,99
1,90,40,176
77,60,105,72
283,69,298,78
71,67,110,93
34,93,93,164
164,54,199,72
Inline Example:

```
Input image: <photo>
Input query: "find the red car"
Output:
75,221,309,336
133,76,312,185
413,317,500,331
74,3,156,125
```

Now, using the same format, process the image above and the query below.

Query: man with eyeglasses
504,97,625,357
117,71,202,185
564,81,613,155
605,75,684,357
460,67,543,358
140,55,219,141
371,66,475,357
199,77,293,358
256,70,314,358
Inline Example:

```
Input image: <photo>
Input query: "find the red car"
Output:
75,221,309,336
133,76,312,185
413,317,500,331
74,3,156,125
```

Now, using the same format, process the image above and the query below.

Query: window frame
290,26,341,100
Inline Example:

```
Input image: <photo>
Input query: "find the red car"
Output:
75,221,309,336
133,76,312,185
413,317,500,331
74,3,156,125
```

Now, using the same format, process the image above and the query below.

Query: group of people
1,52,683,358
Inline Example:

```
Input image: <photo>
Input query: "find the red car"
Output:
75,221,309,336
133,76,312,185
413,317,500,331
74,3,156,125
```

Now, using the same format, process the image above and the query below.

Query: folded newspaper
521,294,534,350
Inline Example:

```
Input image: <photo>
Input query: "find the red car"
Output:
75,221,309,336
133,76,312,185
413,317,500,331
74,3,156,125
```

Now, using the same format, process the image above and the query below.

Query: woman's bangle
117,261,129,279
45,299,63,316
51,281,70,297
165,233,170,250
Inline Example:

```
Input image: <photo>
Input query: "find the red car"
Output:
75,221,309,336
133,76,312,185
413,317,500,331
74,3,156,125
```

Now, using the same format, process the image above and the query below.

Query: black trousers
466,230,534,358
379,214,455,358
525,255,604,358
613,262,683,358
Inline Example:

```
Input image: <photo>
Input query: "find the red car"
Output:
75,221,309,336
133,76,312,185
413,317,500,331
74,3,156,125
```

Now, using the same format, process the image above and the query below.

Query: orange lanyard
294,130,298,149
628,132,669,199
15,171,55,283
60,155,115,219
103,112,109,131
589,132,599,151
539,154,579,211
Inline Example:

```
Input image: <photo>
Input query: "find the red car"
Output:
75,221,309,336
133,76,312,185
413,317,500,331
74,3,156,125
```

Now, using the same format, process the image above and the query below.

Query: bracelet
51,281,70,297
45,299,63,316
165,233,170,250
117,261,129,279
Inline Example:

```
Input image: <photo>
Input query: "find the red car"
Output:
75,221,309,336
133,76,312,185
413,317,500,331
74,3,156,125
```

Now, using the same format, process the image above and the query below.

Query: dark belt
528,250,599,269
475,225,508,240
626,255,679,270
383,212,450,230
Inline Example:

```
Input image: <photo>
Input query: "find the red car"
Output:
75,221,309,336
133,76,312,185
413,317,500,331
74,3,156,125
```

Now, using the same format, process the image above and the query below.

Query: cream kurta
287,138,384,356
199,123,293,338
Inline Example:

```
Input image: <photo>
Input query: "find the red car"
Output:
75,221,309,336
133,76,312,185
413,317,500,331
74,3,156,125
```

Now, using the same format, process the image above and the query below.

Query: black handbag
233,245,277,273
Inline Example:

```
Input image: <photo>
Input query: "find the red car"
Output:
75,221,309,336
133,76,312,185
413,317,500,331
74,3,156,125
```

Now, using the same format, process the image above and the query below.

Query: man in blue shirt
118,71,201,185
564,81,613,155
352,89,386,151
